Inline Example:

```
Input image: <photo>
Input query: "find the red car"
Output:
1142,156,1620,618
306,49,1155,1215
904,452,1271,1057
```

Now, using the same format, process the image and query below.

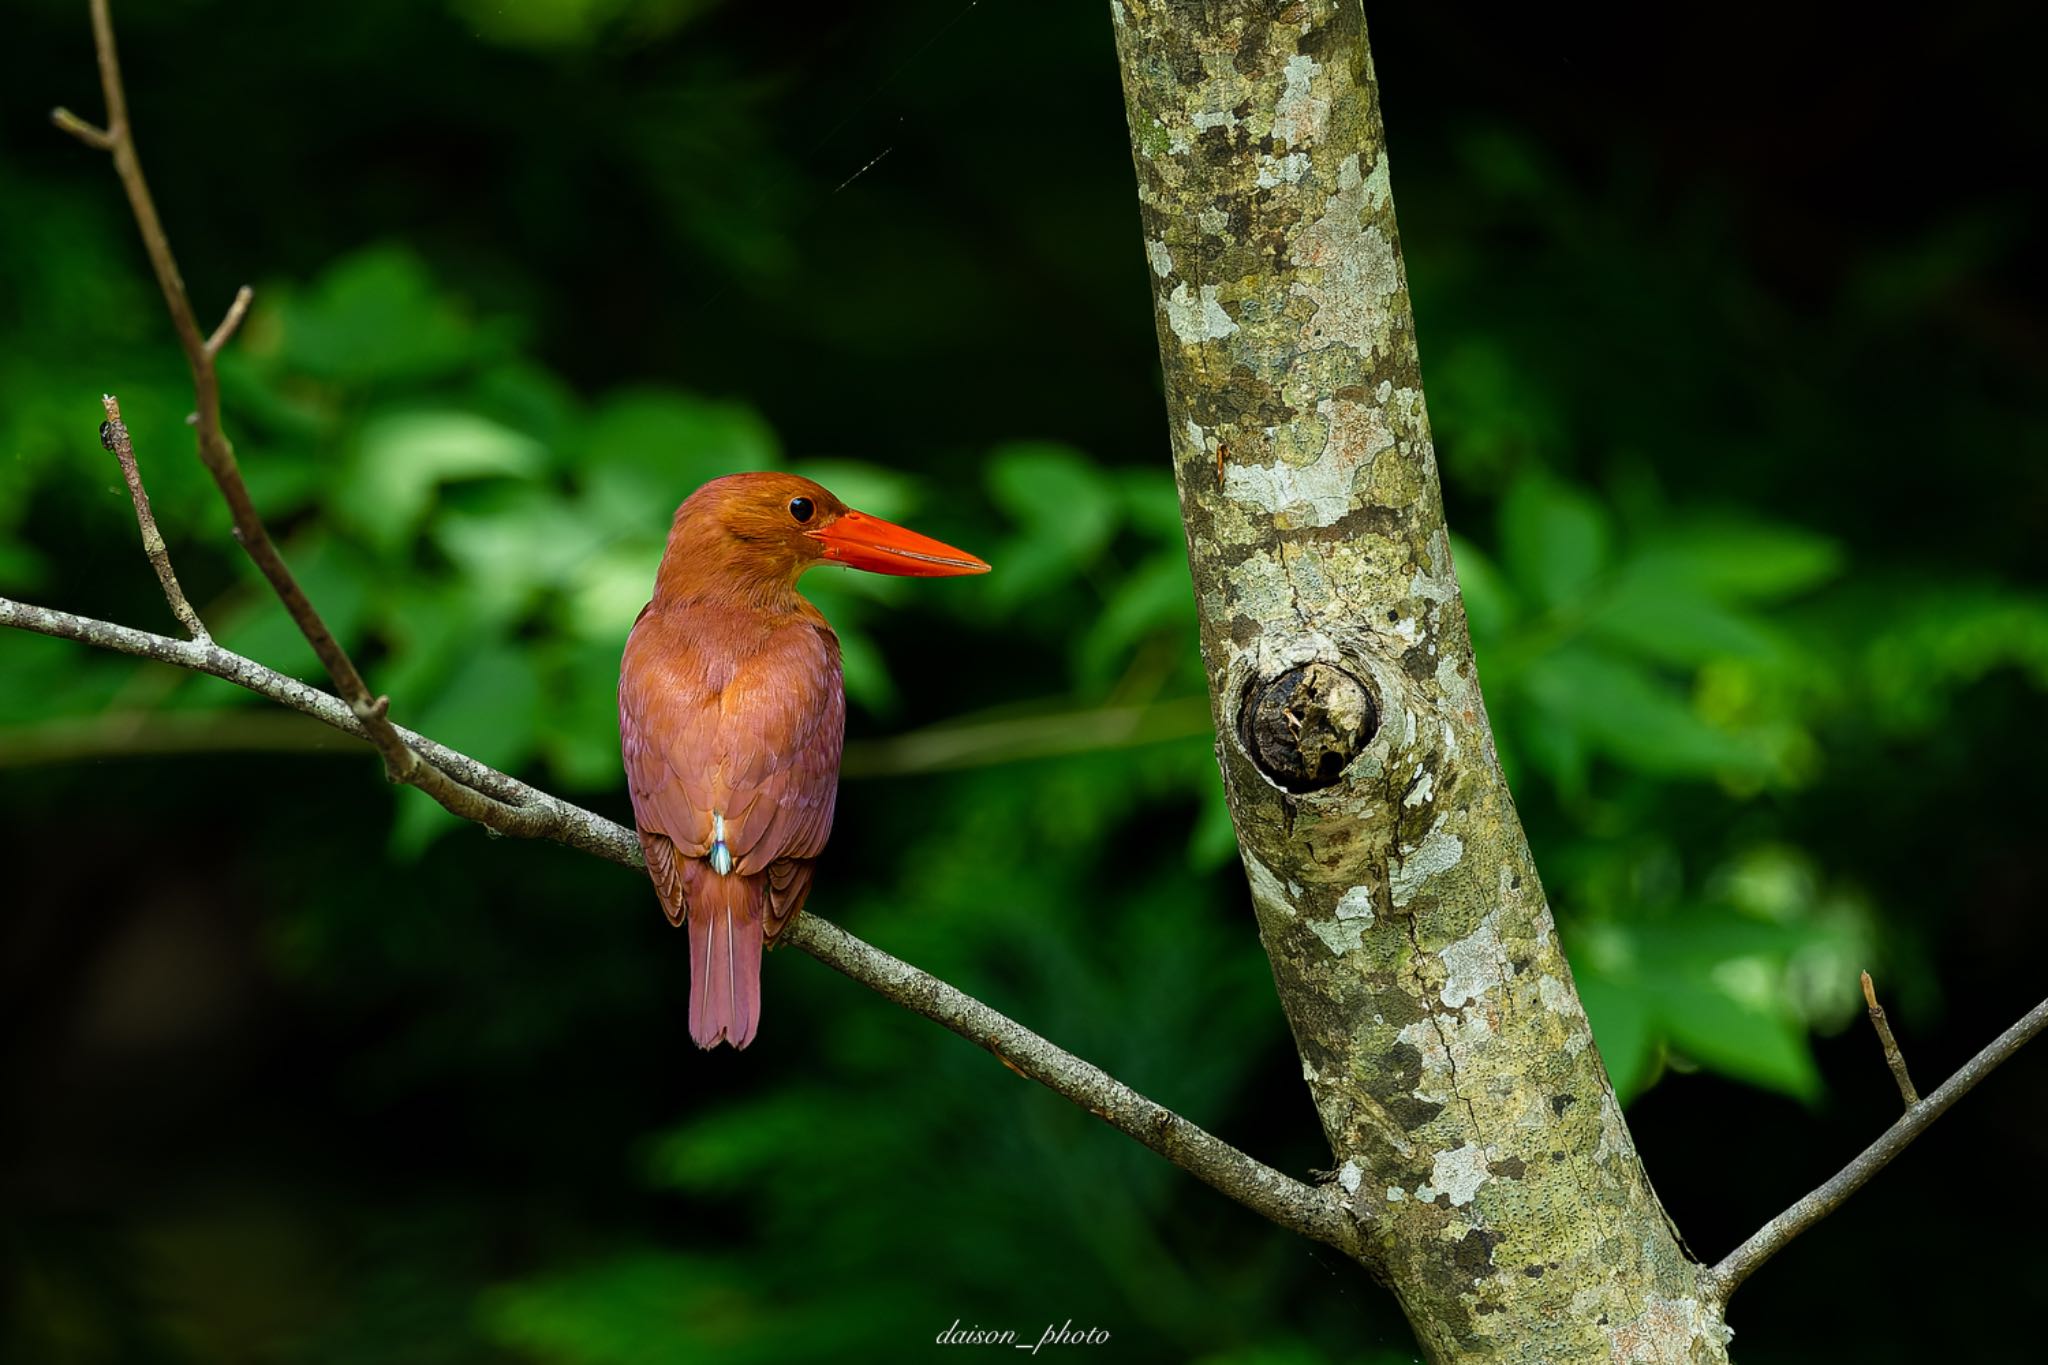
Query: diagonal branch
1705,992,2048,1304
51,0,437,789
784,913,1362,1254
99,393,209,643
0,590,1360,1256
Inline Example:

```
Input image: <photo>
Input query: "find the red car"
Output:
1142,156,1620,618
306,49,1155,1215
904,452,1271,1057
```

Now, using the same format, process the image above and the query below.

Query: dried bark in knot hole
1238,662,1377,793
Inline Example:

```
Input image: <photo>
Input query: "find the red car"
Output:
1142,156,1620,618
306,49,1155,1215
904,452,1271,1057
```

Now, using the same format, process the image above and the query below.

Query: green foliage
5,8,2046,1362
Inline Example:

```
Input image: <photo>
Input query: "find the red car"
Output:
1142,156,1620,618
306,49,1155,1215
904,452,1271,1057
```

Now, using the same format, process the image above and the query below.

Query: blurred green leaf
1658,972,1820,1100
1590,565,1786,668
1498,474,1610,609
274,246,492,384
985,442,1119,605
1519,644,1762,780
1630,523,1843,603
339,411,547,551
1076,551,1193,689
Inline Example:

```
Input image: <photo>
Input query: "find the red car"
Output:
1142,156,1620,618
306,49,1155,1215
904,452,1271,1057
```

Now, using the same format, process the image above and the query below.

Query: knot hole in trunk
1237,662,1378,793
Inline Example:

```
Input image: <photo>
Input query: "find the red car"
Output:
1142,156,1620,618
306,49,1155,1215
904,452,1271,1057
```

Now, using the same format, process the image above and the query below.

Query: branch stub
1237,662,1378,793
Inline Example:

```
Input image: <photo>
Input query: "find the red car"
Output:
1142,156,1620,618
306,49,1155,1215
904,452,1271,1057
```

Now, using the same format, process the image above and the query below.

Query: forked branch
52,0,441,789
1707,992,2048,1302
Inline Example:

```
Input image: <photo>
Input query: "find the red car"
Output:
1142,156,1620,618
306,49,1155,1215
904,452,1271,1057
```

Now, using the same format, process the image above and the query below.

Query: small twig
1861,970,1920,1108
49,106,113,150
55,0,454,791
0,590,1361,1253
98,394,209,643
1706,992,2048,1304
205,285,254,357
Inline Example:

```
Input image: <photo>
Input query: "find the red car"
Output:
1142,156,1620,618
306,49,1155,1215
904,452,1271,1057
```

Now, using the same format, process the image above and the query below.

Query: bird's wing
621,609,845,881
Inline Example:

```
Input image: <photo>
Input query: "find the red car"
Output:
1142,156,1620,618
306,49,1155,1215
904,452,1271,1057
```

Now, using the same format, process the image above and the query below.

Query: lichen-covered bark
1108,3,1730,1359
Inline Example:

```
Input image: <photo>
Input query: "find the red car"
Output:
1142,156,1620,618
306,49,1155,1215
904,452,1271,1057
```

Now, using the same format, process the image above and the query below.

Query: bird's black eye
788,496,815,524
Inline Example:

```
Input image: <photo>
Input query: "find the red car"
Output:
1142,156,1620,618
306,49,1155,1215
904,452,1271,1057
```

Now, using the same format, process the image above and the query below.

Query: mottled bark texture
1109,3,1730,1359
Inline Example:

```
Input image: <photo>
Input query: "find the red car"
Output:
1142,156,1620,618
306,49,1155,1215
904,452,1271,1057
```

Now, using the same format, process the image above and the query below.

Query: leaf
1498,474,1611,609
408,643,542,774
984,442,1118,605
645,1092,855,1191
1076,551,1194,688
832,623,898,714
1590,564,1786,668
561,542,664,642
1630,522,1843,602
274,246,490,384
1186,760,1240,869
338,410,547,551
536,638,630,793
1657,972,1821,1101
1114,468,1186,544
480,1252,744,1365
433,486,609,622
1519,644,1764,779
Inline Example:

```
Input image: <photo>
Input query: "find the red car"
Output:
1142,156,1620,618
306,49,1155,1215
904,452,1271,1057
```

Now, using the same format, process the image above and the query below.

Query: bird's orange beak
806,510,990,577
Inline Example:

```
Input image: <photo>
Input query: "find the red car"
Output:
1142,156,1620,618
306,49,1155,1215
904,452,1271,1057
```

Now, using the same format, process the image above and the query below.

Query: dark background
3,1,2045,1360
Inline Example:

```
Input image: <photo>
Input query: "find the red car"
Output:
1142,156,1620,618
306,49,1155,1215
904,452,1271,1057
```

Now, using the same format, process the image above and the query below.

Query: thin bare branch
99,394,209,643
49,106,113,149
0,590,1359,1252
59,0,429,787
1861,970,1920,1108
0,595,632,864
1705,992,2048,1304
783,913,1363,1255
206,284,254,357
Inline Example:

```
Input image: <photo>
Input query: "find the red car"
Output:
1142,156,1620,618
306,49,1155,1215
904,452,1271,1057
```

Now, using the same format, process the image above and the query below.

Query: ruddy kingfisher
620,472,989,1049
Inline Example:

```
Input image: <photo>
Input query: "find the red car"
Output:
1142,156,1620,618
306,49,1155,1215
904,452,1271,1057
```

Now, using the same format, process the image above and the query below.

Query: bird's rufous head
661,472,989,597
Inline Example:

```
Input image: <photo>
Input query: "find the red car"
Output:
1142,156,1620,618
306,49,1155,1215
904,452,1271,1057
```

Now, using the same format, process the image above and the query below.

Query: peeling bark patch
1310,916,1366,957
1607,1296,1730,1364
1439,910,1507,1008
1335,883,1375,925
1309,870,1380,955
1224,449,1359,526
1165,282,1241,343
1390,817,1463,906
1145,237,1174,277
1429,1142,1489,1206
1289,152,1399,357
1271,53,1328,146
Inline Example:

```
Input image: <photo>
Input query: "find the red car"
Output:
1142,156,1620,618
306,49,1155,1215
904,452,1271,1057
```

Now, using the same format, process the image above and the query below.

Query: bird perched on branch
620,472,989,1049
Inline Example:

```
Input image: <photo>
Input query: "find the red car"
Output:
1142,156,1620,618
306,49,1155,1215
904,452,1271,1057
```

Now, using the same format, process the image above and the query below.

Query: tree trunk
1108,3,1732,1359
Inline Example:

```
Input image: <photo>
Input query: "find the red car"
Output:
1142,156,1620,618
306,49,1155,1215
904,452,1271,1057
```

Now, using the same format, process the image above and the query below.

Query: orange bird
620,472,989,1049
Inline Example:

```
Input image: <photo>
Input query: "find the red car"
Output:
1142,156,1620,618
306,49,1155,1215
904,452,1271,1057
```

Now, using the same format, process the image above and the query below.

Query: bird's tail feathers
682,862,766,1050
